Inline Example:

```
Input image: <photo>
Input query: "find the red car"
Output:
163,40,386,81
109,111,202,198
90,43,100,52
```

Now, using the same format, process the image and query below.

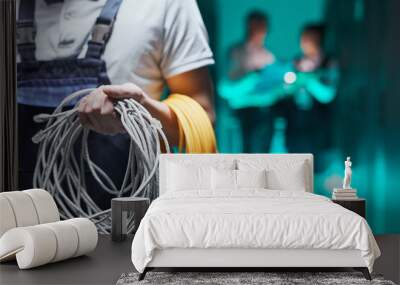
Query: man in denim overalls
17,0,215,208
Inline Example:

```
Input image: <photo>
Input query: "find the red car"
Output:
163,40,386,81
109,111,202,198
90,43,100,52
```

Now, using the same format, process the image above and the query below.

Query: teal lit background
216,0,326,75
198,0,400,234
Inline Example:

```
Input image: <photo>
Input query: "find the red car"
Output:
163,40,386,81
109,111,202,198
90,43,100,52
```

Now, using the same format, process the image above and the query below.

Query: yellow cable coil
163,94,217,153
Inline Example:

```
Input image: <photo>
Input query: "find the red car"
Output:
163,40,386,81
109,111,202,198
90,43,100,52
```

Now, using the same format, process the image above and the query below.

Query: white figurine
343,156,352,189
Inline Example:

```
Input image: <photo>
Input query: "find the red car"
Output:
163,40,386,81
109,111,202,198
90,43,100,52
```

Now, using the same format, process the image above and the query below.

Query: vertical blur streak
0,0,18,192
325,0,400,234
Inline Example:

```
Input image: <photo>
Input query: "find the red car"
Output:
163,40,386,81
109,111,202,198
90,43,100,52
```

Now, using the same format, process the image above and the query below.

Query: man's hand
78,67,214,146
78,83,148,134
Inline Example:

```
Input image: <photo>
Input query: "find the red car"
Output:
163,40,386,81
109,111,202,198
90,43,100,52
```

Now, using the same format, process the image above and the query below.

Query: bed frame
139,154,371,280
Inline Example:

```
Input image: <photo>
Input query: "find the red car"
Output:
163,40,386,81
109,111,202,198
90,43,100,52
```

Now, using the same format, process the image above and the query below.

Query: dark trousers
236,107,273,153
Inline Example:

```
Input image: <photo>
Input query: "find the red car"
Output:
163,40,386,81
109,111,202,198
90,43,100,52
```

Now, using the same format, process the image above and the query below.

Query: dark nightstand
332,198,366,218
111,197,150,242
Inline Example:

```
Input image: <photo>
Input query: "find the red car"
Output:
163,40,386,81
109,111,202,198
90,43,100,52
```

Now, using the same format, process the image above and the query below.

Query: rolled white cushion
0,226,57,269
0,189,60,238
0,218,97,269
42,221,79,262
0,191,39,227
0,196,17,237
63,218,98,257
23,189,59,224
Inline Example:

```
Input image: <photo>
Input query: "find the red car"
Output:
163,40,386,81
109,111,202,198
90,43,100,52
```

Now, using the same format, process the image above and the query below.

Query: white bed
131,154,380,280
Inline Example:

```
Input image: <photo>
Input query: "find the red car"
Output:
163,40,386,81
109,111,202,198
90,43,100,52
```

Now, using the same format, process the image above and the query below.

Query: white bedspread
131,190,380,273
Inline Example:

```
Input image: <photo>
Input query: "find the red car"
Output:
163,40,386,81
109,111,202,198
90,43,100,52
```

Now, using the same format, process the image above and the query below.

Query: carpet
116,271,396,285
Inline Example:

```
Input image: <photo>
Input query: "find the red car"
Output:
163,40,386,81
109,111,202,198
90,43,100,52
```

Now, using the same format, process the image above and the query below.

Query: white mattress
131,190,380,273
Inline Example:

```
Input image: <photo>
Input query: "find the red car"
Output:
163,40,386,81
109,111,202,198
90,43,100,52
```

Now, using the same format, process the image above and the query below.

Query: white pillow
237,159,307,191
211,168,236,190
266,167,306,191
236,169,267,189
167,162,211,191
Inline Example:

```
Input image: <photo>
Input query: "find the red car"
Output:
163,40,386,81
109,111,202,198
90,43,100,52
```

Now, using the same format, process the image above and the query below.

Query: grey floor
0,235,399,285
374,235,400,284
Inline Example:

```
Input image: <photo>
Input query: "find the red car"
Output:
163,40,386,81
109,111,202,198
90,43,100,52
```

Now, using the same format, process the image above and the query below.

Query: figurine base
332,188,358,200
334,188,357,192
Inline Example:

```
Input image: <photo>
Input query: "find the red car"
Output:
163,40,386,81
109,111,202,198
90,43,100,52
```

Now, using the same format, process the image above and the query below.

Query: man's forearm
141,97,180,146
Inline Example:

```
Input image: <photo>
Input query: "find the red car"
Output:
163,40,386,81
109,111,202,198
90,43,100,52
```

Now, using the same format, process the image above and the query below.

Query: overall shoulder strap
17,0,36,61
86,0,124,59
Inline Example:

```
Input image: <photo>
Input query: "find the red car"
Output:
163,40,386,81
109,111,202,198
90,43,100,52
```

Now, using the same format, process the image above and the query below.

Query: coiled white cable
32,88,169,234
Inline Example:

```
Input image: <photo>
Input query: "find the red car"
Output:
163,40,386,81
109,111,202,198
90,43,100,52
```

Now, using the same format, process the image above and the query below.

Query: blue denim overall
17,0,128,209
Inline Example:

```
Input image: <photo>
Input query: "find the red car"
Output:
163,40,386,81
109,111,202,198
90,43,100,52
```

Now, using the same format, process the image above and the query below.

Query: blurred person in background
273,24,338,169
227,11,275,152
228,11,275,80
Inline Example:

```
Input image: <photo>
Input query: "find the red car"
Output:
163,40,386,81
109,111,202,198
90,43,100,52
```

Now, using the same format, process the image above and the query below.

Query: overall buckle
91,23,113,44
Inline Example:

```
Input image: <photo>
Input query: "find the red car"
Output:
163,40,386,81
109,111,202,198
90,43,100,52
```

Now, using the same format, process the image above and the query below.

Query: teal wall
322,0,400,235
201,0,400,235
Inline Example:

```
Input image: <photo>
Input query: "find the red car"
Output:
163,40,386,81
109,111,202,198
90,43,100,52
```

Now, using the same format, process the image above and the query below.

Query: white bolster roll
42,221,79,262
63,218,98,257
0,218,98,269
24,189,60,224
0,226,57,269
0,189,59,238
1,191,39,228
0,196,17,237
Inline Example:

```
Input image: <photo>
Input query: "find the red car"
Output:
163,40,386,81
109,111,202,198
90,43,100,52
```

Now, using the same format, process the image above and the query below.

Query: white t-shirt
16,0,214,100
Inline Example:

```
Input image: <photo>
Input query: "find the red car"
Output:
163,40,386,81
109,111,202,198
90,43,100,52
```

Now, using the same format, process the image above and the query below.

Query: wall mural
199,0,400,234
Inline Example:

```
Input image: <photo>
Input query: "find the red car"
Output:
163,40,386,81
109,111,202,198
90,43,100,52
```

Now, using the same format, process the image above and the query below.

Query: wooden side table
332,198,366,218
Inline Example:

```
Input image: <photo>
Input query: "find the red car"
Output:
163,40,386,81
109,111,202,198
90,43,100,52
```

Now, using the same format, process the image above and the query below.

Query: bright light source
284,72,297,84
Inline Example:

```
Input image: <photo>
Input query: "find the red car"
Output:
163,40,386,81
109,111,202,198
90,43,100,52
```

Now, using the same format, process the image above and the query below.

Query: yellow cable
177,94,217,153
164,95,205,152
163,94,217,153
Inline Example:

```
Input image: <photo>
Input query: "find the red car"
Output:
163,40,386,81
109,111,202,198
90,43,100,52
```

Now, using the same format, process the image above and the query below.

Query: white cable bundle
32,89,169,234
